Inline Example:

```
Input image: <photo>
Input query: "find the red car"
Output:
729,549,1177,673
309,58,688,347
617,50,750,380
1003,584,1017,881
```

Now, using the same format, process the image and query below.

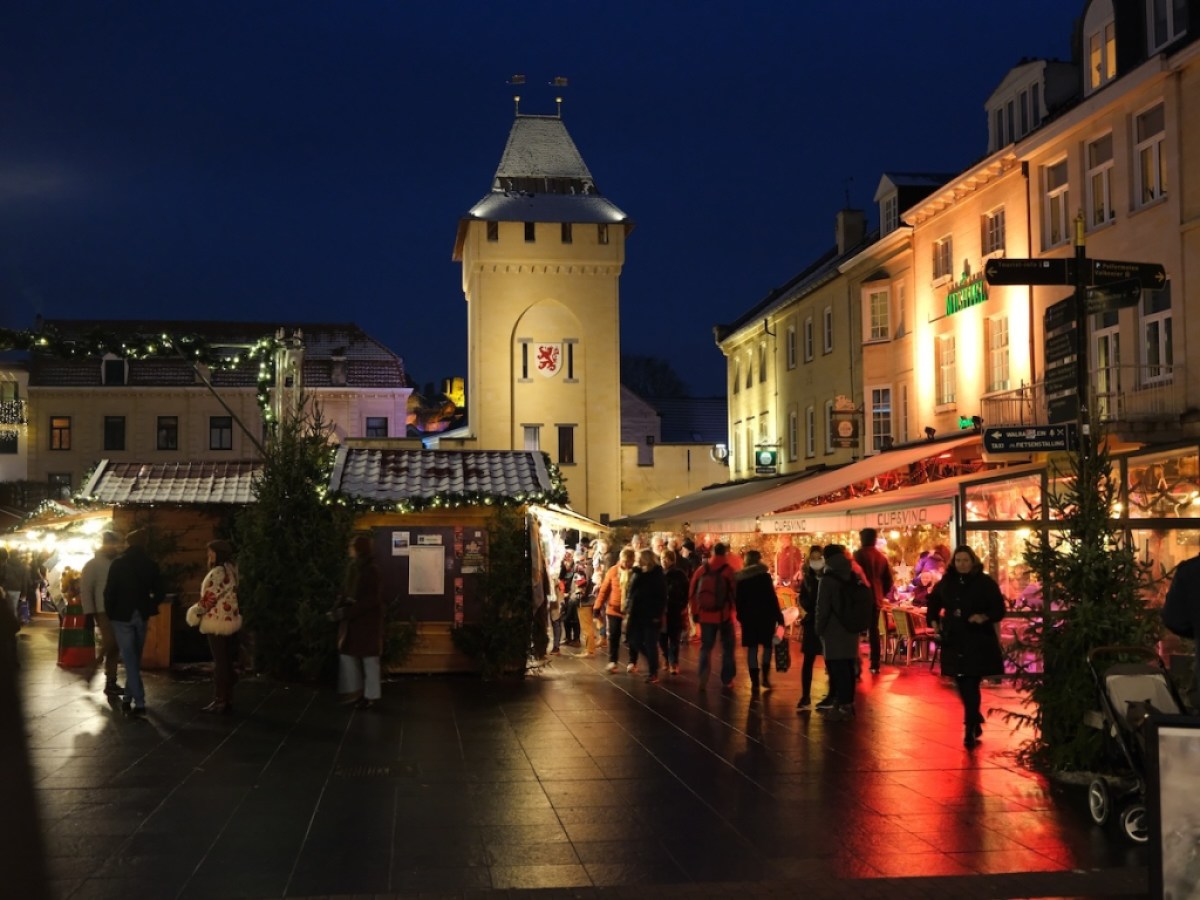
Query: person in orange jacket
596,548,635,673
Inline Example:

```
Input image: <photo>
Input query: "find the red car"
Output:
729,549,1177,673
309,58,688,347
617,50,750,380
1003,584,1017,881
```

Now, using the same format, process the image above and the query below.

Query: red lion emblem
536,345,560,372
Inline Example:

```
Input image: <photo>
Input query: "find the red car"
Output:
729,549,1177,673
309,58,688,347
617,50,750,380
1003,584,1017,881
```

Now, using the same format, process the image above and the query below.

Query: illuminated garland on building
0,325,289,423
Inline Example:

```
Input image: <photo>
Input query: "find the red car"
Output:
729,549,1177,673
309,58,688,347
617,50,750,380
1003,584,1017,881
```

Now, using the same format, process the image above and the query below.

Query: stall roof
615,468,825,527
329,447,555,503
688,435,982,531
82,460,262,505
529,503,606,536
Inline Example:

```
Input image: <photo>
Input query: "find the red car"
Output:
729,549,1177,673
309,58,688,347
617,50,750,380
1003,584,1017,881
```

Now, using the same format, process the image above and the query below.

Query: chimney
835,209,866,255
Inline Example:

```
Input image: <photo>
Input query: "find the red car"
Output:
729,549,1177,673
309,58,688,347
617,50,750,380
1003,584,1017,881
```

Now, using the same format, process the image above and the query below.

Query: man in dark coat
853,528,893,675
660,549,691,676
103,529,165,717
734,550,783,693
626,549,667,682
815,545,863,719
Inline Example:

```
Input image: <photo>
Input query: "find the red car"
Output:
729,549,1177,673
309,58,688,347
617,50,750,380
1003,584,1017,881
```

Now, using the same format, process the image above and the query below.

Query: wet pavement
12,620,1149,899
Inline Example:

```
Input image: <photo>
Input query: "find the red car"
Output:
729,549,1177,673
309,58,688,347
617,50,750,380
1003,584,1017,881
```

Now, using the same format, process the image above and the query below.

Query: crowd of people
550,528,1008,748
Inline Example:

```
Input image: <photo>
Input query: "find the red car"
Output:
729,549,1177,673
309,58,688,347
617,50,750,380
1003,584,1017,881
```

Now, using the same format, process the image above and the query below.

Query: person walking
735,549,784,695
0,548,24,633
596,547,634,673
926,545,1007,748
79,532,123,697
689,542,739,690
190,540,241,714
571,545,596,657
626,549,666,683
103,529,165,718
332,535,384,710
796,545,825,711
814,545,861,720
660,549,690,676
853,528,894,675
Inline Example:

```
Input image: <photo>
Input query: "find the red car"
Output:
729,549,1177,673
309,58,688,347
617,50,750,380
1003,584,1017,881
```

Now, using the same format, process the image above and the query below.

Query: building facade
26,321,411,493
450,113,631,523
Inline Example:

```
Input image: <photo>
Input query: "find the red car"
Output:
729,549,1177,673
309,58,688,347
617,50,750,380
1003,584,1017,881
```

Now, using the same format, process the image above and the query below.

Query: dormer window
880,193,898,235
1148,0,1188,52
1089,22,1116,90
102,356,127,386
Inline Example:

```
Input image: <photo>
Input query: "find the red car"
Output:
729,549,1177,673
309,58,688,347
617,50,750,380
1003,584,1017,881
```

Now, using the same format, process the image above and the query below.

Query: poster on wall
408,546,445,595
391,532,410,556
461,529,486,573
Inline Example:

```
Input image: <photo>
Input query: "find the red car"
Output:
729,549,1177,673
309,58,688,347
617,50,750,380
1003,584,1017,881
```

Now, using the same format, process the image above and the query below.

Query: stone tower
452,113,630,523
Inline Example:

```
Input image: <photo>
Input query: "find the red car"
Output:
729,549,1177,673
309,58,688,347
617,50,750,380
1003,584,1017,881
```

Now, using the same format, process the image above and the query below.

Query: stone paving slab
10,620,1150,899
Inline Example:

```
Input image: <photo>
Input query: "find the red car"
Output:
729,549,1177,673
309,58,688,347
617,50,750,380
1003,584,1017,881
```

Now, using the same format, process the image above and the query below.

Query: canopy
689,435,981,532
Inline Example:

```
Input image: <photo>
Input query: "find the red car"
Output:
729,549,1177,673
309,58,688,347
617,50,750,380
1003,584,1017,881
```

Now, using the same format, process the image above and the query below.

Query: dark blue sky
0,1,1083,396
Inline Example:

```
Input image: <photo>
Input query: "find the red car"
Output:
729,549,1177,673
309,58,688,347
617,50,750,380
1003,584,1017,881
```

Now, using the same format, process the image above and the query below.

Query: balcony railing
981,365,1186,428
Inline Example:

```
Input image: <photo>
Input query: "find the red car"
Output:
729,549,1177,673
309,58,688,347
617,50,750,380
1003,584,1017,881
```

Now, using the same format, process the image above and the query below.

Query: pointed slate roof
454,114,629,257
82,460,262,505
329,447,555,504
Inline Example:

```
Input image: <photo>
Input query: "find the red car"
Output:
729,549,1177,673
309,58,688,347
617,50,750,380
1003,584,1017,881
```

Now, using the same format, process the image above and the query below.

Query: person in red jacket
688,543,739,690
853,528,893,675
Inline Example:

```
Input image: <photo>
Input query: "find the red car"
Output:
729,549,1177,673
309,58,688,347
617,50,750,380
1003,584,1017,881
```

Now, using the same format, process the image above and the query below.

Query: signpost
754,447,778,476
1086,277,1142,314
984,258,1073,286
983,424,1077,454
985,234,1167,442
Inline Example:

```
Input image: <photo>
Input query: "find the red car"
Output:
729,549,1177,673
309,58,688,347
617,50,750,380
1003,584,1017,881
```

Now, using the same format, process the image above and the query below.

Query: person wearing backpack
853,528,894,675
814,544,866,720
688,542,739,690
734,550,784,695
926,545,1006,748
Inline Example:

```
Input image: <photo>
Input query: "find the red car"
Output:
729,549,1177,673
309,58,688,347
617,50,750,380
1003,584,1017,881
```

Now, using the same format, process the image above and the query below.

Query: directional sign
1090,259,1167,289
1047,394,1078,425
1044,329,1077,366
1086,277,1142,314
985,258,1073,286
1044,361,1078,398
983,424,1077,454
1043,296,1075,333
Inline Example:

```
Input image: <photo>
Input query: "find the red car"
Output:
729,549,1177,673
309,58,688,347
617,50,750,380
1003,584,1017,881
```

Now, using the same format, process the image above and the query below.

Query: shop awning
615,468,826,529
689,435,981,531
528,503,606,536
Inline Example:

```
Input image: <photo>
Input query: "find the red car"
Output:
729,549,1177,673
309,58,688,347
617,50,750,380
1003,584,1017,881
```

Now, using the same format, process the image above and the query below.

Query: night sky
0,2,1083,397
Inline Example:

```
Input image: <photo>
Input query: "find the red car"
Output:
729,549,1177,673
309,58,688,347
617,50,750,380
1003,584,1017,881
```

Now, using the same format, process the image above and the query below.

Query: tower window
486,221,499,242
557,425,576,465
597,223,609,245
561,222,573,244
524,222,536,243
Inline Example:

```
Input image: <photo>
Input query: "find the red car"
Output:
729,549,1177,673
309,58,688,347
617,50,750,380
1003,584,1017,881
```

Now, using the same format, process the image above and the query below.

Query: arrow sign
985,258,1073,286
1043,296,1075,333
1086,278,1142,314
1090,259,1167,289
983,424,1077,454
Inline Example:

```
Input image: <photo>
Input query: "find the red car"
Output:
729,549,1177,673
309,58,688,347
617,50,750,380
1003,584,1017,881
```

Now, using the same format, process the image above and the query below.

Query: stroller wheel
1087,778,1111,826
1119,804,1149,843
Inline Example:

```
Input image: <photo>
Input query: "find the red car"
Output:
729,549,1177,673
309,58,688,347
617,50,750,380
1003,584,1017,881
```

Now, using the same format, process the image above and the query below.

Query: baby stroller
1084,645,1187,843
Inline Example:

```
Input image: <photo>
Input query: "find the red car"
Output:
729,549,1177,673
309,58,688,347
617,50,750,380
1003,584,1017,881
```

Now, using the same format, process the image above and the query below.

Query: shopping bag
773,637,791,673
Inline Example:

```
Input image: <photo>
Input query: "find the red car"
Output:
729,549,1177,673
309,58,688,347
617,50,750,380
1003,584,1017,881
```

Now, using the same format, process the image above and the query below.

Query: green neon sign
945,272,988,316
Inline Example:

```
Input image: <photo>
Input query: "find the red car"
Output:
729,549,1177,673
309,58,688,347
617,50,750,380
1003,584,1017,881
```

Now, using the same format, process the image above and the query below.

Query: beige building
0,363,29,484
26,321,411,494
717,209,878,479
449,113,631,523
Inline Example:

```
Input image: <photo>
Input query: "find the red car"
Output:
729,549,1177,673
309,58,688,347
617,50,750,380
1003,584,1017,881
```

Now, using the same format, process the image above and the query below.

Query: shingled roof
30,320,408,389
82,460,262,505
329,447,555,504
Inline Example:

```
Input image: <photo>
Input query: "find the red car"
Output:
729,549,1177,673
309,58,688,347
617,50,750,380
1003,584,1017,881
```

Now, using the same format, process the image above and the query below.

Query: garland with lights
0,324,290,425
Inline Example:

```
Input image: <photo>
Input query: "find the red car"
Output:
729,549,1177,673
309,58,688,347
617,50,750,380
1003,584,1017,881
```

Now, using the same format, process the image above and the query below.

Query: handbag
773,636,792,673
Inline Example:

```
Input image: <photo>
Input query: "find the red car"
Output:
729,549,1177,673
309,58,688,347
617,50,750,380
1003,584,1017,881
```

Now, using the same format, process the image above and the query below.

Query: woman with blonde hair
596,547,635,673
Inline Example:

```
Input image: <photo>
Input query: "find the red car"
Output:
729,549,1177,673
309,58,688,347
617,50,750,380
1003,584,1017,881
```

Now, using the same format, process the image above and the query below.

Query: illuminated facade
450,114,630,522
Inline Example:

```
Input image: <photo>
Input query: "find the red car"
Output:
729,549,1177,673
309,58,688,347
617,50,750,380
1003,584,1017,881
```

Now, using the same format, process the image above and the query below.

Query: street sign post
983,424,1078,454
1089,259,1167,289
1047,394,1078,425
1044,329,1077,366
1044,296,1075,333
985,258,1073,286
1086,277,1142,314
1044,361,1077,398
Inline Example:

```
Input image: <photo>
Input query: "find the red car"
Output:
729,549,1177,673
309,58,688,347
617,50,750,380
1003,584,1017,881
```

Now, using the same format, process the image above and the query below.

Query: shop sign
759,502,954,535
945,272,988,316
830,396,859,449
755,446,778,476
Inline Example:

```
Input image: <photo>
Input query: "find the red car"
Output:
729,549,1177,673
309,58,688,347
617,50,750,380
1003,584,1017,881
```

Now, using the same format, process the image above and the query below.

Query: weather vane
506,74,569,117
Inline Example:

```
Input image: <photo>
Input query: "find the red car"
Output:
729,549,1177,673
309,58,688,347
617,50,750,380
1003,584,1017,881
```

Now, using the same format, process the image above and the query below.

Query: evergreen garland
1005,423,1160,772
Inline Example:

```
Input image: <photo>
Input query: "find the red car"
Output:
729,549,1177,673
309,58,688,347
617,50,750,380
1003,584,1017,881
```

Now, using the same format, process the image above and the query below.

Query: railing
981,365,1186,427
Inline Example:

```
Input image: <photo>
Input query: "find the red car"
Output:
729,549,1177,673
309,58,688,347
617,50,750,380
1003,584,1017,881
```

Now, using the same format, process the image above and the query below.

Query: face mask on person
810,559,825,573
